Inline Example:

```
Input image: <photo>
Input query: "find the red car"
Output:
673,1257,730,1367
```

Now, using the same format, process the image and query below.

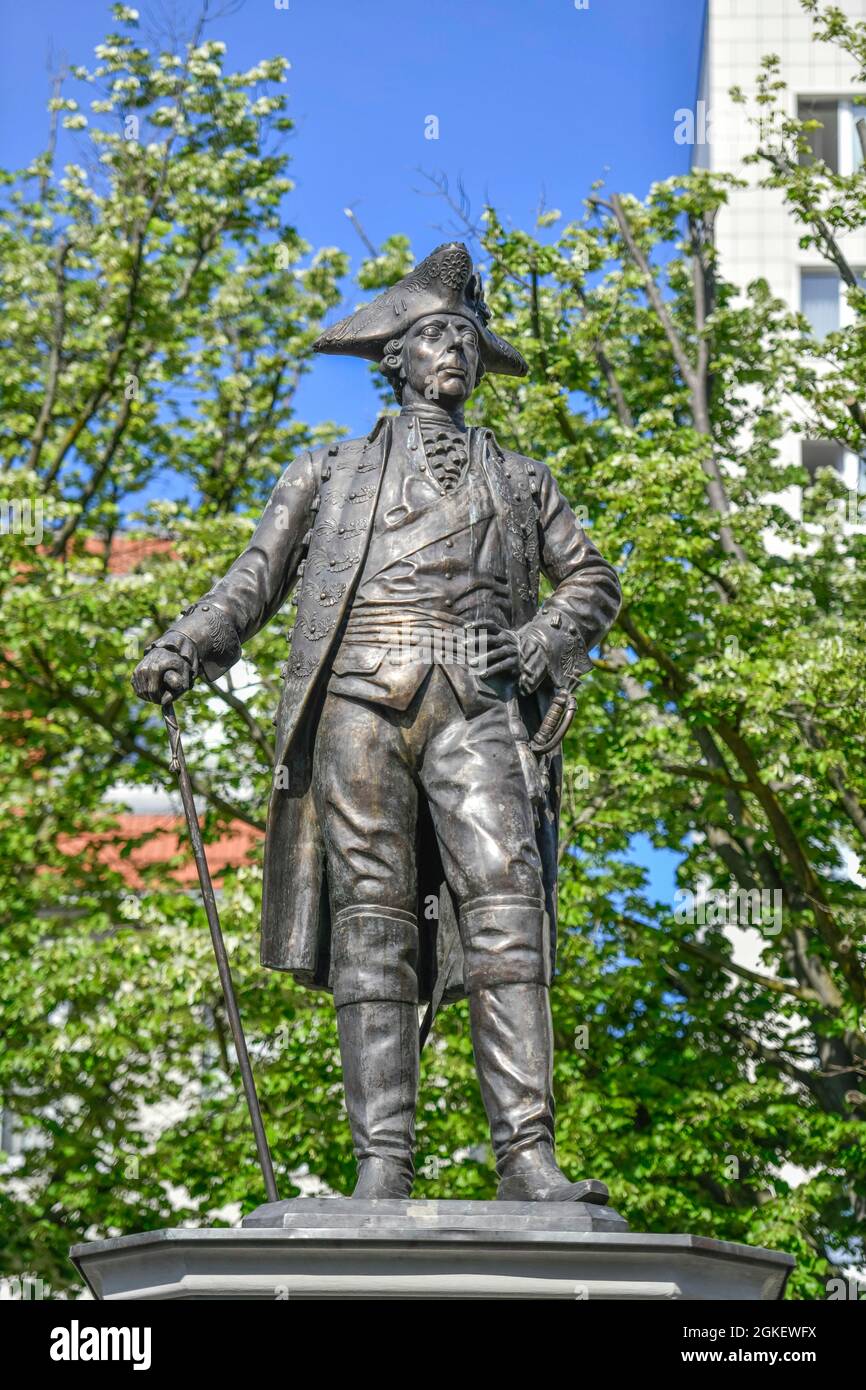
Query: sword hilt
530,686,578,756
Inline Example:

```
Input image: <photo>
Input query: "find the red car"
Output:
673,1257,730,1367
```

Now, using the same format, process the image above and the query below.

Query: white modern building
695,0,866,493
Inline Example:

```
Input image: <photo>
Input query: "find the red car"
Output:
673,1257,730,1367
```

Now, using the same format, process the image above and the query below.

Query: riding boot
461,895,609,1205
332,905,419,1199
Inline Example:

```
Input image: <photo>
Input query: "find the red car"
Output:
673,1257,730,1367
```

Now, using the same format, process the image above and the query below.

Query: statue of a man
133,243,621,1203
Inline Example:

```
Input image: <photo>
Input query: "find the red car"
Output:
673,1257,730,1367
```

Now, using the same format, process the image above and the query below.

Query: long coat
157,416,621,1003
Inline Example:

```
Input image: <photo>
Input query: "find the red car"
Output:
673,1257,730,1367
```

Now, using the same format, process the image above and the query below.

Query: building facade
695,0,866,493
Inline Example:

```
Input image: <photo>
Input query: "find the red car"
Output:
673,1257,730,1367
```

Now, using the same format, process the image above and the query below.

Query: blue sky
1,0,706,437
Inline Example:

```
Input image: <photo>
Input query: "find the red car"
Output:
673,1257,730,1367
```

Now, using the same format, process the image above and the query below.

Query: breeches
312,665,546,1003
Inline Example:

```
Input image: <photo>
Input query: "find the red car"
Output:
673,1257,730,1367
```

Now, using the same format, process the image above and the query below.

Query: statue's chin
435,377,472,404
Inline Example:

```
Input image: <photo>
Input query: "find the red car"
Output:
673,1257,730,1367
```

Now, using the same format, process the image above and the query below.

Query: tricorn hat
312,241,528,377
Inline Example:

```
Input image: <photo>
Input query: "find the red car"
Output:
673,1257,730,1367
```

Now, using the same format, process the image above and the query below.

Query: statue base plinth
70,1198,792,1300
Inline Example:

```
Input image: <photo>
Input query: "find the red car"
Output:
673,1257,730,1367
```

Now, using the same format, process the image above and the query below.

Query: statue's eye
421,326,440,338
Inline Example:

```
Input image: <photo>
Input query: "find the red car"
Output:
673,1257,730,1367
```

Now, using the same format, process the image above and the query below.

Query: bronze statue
133,242,621,1203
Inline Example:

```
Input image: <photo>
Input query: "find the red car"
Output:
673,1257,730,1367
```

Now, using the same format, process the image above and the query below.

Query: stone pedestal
70,1198,793,1300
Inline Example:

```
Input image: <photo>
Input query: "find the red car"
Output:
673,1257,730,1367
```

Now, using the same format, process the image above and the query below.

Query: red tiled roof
39,534,255,887
81,535,176,574
57,814,262,889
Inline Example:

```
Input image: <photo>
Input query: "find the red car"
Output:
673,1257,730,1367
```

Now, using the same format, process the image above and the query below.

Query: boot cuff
460,895,549,992
332,905,419,1006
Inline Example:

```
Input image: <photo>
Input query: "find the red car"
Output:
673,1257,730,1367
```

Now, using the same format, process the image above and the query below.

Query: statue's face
402,312,480,405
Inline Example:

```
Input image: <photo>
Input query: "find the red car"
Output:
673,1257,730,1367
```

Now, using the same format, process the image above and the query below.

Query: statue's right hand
131,647,194,705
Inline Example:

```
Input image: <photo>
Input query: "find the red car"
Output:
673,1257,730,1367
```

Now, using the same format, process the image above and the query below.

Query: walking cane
161,675,279,1204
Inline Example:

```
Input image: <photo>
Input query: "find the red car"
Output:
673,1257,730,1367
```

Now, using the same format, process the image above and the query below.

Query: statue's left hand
516,630,548,694
481,627,548,693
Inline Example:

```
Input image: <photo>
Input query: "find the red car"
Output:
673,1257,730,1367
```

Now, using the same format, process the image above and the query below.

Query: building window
800,271,840,337
798,97,864,173
798,98,840,169
801,440,844,482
